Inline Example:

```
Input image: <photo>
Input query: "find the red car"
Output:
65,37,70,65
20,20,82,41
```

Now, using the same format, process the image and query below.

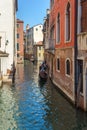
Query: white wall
33,24,43,44
0,0,15,74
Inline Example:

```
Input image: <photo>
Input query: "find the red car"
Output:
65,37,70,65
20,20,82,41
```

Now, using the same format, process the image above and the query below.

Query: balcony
44,38,55,54
49,39,55,50
77,32,87,57
78,32,87,50
44,39,49,49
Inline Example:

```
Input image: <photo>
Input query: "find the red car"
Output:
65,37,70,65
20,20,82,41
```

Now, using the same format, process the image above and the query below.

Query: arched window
65,3,70,41
17,43,20,51
66,59,70,75
56,13,60,43
57,58,60,71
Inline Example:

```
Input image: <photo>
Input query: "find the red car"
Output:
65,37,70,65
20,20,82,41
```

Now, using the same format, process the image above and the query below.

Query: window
39,53,41,57
17,54,19,57
56,13,60,43
39,46,41,50
17,43,20,51
17,33,19,39
66,59,70,75
78,60,83,93
50,26,55,49
17,24,19,28
57,58,60,71
50,26,54,39
65,3,70,41
0,37,2,47
36,28,38,31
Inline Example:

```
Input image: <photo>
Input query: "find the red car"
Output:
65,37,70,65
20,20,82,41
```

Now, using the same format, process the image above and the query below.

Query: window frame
56,13,61,44
17,43,20,51
17,23,20,28
36,28,38,31
65,2,71,42
65,58,71,76
17,53,20,57
39,46,41,50
56,57,60,72
17,33,19,39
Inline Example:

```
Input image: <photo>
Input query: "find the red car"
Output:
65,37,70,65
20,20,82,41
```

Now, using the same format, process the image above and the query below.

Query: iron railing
44,38,55,50
77,32,87,51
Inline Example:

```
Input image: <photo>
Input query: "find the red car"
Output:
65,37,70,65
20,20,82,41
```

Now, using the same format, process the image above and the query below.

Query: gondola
39,70,48,81
39,61,48,81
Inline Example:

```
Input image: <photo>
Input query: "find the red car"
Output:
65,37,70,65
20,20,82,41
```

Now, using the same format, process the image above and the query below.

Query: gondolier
39,60,48,81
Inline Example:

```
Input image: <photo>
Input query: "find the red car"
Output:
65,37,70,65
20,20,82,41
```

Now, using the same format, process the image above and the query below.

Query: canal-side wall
0,75,13,87
45,49,75,104
0,66,16,87
47,0,76,106
53,48,75,103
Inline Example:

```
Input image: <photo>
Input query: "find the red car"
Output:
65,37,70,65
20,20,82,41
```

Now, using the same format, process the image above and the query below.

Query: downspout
12,0,17,83
74,0,78,105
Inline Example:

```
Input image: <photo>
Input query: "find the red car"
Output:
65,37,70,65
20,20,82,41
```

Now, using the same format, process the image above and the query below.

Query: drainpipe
74,0,78,105
12,0,17,83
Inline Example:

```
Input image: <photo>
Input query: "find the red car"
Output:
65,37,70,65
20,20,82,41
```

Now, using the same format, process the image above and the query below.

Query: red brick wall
50,0,76,48
49,0,76,101
17,19,24,57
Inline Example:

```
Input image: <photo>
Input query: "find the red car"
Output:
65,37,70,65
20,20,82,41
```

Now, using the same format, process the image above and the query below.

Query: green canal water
0,60,87,130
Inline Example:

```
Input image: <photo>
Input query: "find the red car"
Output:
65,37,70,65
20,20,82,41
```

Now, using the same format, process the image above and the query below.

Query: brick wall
50,0,76,48
53,48,74,99
17,19,24,62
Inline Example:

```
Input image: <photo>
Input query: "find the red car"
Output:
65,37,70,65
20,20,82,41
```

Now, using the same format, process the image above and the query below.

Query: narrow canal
0,60,87,130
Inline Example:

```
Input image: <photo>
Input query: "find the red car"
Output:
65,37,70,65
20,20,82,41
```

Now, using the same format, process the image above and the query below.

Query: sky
17,0,50,30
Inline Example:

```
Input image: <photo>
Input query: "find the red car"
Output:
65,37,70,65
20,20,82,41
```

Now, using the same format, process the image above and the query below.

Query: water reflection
0,85,18,129
0,60,87,130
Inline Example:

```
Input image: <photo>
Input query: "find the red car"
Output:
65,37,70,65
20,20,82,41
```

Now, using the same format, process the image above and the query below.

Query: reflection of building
0,85,18,129
0,0,18,84
17,19,24,63
34,41,44,61
25,24,43,60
